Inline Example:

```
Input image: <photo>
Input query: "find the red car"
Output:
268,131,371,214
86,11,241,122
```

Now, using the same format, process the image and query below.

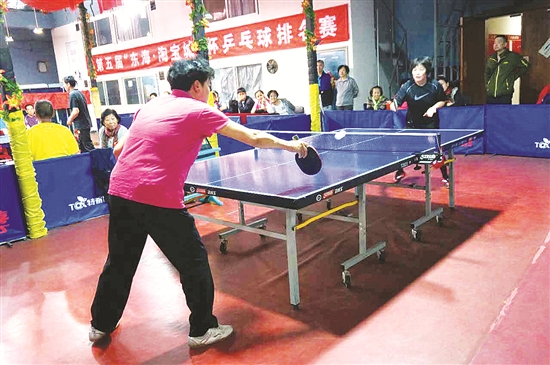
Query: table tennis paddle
293,135,322,175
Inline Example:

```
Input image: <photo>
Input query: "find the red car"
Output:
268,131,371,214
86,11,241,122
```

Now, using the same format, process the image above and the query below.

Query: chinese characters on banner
488,34,522,55
93,4,349,76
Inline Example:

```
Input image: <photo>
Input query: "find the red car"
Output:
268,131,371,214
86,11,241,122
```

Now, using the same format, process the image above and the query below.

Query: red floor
1,155,549,365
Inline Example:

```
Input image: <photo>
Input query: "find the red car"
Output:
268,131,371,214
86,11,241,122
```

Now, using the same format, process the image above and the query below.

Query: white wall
486,15,523,104
52,22,88,86
349,0,376,110
52,0,369,115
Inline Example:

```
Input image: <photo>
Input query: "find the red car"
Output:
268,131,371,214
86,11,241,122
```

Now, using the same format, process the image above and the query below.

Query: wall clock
267,59,278,74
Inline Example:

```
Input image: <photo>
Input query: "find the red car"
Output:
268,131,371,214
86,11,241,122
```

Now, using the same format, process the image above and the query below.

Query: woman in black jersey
390,57,449,185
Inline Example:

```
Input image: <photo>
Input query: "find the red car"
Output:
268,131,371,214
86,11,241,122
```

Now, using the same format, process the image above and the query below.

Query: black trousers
397,120,448,180
78,128,95,153
91,196,218,337
486,94,512,104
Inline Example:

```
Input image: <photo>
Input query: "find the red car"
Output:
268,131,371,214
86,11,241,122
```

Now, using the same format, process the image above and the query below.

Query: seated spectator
266,90,296,115
26,100,79,161
537,84,550,104
437,75,468,106
148,92,158,102
99,108,128,149
364,86,389,110
251,90,269,114
236,87,255,113
227,100,239,113
24,104,40,129
212,90,228,111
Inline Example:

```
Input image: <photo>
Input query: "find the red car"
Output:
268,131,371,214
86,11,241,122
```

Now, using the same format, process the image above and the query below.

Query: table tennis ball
334,130,346,140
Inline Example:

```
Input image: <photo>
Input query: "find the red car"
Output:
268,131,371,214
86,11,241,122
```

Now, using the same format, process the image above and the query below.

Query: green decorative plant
186,0,209,57
302,0,317,51
0,1,23,120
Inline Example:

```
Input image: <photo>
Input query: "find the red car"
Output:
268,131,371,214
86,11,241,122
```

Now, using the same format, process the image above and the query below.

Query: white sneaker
89,326,108,343
89,321,120,343
188,324,234,349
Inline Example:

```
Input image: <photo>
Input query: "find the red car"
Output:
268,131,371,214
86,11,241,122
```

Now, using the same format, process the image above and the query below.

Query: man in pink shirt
89,59,308,348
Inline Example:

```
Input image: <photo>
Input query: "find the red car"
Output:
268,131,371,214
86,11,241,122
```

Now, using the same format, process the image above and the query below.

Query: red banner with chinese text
93,4,349,77
22,91,91,110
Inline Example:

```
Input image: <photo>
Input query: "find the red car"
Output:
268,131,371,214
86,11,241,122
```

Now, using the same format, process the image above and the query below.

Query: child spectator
251,90,269,114
24,104,39,129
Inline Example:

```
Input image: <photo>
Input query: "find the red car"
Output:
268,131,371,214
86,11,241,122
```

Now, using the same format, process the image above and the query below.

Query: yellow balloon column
4,110,48,239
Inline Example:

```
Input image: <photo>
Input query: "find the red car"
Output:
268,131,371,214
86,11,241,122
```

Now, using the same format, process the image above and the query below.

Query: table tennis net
301,132,441,153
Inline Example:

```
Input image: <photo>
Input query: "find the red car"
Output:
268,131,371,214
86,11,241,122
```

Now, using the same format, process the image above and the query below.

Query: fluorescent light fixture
33,8,43,35
3,13,13,42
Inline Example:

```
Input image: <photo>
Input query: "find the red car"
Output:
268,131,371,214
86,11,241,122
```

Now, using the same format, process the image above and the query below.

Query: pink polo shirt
108,89,230,209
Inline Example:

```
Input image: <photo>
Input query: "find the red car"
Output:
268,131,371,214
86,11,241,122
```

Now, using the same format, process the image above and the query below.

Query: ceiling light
33,8,43,35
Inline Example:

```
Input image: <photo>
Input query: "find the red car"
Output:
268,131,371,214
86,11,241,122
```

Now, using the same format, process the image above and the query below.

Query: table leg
448,148,455,208
424,163,432,216
358,184,367,255
285,209,300,309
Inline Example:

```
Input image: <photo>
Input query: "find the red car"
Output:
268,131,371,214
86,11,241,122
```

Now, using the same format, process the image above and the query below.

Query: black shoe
394,170,406,182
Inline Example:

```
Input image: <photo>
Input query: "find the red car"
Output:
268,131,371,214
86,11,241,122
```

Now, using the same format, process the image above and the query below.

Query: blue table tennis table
185,128,484,308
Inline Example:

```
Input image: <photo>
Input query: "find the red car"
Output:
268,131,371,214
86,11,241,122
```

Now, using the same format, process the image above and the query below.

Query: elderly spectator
317,60,335,110
365,86,389,110
266,90,296,115
99,109,128,149
26,100,79,161
335,65,359,110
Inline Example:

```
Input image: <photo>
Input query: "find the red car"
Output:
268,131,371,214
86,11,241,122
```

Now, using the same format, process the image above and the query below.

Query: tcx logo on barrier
68,196,106,211
535,138,550,149
0,210,9,234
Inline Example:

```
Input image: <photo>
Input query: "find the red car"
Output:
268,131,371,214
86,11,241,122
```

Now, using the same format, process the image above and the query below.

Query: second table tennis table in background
185,128,484,307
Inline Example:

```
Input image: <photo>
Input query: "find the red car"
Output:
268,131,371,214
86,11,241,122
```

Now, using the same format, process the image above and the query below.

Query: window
213,64,262,104
124,78,140,105
97,82,106,105
123,75,159,105
141,75,158,101
91,3,151,47
93,17,112,46
204,0,257,22
114,3,151,42
97,80,121,105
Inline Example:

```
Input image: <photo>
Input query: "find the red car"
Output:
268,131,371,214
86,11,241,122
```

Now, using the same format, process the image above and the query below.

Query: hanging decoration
0,70,23,121
20,0,81,13
20,0,120,14
0,2,23,120
301,0,318,52
302,0,320,132
78,3,97,85
186,0,209,58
